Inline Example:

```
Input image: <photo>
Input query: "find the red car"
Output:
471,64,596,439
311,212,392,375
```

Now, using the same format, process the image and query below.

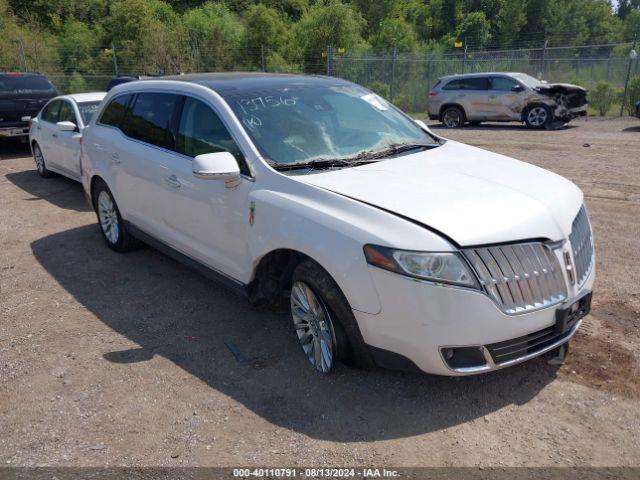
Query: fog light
441,346,487,369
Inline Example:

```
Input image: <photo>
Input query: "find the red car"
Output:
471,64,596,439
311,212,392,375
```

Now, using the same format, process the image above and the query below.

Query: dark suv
0,73,58,139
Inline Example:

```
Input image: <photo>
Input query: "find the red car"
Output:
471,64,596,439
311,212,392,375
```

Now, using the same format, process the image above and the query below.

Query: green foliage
626,75,640,116
589,81,617,116
66,71,87,93
455,11,492,48
370,17,419,53
366,81,390,99
392,93,413,112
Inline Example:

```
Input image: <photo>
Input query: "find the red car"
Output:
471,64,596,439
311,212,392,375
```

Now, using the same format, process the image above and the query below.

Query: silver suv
427,72,587,129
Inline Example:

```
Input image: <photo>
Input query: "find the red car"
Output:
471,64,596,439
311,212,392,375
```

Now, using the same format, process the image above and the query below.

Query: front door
55,100,83,179
158,96,254,281
488,77,525,120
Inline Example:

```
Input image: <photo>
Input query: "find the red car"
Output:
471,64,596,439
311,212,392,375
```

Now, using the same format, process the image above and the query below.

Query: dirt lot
1,117,639,468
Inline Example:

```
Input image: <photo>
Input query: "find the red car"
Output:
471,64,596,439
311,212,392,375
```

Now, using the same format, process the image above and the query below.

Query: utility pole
390,46,397,102
620,36,637,116
541,39,548,78
260,44,266,72
326,46,334,76
15,39,26,72
111,42,119,76
462,37,468,74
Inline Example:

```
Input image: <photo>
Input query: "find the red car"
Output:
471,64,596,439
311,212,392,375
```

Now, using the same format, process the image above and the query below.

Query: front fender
247,189,382,314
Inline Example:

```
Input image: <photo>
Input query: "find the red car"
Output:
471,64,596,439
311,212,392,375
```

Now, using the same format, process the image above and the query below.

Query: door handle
111,153,120,164
489,94,497,99
164,174,181,188
52,133,57,138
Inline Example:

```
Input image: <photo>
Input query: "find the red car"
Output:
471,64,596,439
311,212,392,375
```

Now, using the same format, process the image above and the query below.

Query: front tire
290,260,374,373
92,180,141,252
32,143,53,178
441,106,465,128
525,105,552,129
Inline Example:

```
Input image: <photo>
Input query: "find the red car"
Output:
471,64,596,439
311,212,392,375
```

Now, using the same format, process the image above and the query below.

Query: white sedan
29,92,105,181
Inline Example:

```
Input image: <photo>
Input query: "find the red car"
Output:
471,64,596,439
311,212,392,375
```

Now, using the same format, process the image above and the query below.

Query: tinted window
176,97,247,174
443,79,463,90
0,74,55,93
122,93,180,150
41,100,61,123
491,77,518,91
58,101,76,123
77,101,101,124
99,94,131,128
443,77,488,90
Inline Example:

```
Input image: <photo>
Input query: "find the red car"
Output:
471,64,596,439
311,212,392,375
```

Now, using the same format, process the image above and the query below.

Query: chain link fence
4,40,639,114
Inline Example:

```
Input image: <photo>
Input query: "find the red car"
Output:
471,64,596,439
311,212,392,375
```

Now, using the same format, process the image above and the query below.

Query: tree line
1,0,639,78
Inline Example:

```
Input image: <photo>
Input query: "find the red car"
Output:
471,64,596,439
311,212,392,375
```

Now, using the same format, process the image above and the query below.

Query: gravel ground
1,116,639,468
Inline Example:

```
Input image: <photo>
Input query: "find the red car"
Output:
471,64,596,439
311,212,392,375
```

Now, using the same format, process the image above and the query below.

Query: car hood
293,140,582,247
534,83,587,94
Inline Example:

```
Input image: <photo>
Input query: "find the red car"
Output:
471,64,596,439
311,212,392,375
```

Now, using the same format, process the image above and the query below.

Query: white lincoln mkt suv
80,73,595,376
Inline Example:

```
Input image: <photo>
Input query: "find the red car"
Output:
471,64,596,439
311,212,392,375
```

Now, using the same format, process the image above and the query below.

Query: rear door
113,92,183,240
459,77,490,120
488,76,524,120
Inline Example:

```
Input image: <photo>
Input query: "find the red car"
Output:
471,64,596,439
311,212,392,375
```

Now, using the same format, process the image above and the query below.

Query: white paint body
29,92,106,181
81,80,594,376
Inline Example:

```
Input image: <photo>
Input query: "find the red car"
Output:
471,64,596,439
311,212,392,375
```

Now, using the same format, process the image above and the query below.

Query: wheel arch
439,103,467,121
247,248,312,306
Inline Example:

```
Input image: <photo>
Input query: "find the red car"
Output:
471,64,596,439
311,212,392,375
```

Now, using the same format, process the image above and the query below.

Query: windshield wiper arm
271,158,357,172
361,143,438,160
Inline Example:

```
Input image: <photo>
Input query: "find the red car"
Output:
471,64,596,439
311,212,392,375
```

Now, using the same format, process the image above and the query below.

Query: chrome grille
463,243,567,314
568,206,594,287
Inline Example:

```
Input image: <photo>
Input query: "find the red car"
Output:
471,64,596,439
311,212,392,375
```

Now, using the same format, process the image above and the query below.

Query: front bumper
354,263,595,376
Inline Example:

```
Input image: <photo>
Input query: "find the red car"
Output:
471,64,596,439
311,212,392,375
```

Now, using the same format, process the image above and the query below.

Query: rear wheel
32,143,53,178
92,179,141,252
441,106,465,128
290,259,374,373
525,105,552,129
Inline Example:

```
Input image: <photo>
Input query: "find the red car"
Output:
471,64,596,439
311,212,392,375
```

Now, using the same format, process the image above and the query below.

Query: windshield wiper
270,142,438,172
272,157,375,172
361,142,438,160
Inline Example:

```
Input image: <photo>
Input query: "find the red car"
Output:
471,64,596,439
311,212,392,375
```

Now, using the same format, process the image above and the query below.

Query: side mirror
511,84,524,92
56,121,77,132
193,152,241,181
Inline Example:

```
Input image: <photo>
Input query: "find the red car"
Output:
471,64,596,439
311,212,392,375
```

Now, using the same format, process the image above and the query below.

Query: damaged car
427,72,588,129
81,73,594,376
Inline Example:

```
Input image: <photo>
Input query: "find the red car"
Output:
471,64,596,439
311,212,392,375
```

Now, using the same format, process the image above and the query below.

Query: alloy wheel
33,146,45,173
97,190,120,244
527,106,548,127
443,109,462,128
290,281,337,373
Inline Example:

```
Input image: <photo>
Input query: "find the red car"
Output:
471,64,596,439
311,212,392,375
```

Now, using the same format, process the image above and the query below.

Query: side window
491,77,518,91
41,100,61,123
122,93,181,150
443,79,463,90
58,101,76,124
98,94,131,128
176,97,249,175
462,77,489,90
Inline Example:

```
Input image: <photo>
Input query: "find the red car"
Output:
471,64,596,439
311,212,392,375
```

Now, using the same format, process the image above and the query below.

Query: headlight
363,244,478,288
